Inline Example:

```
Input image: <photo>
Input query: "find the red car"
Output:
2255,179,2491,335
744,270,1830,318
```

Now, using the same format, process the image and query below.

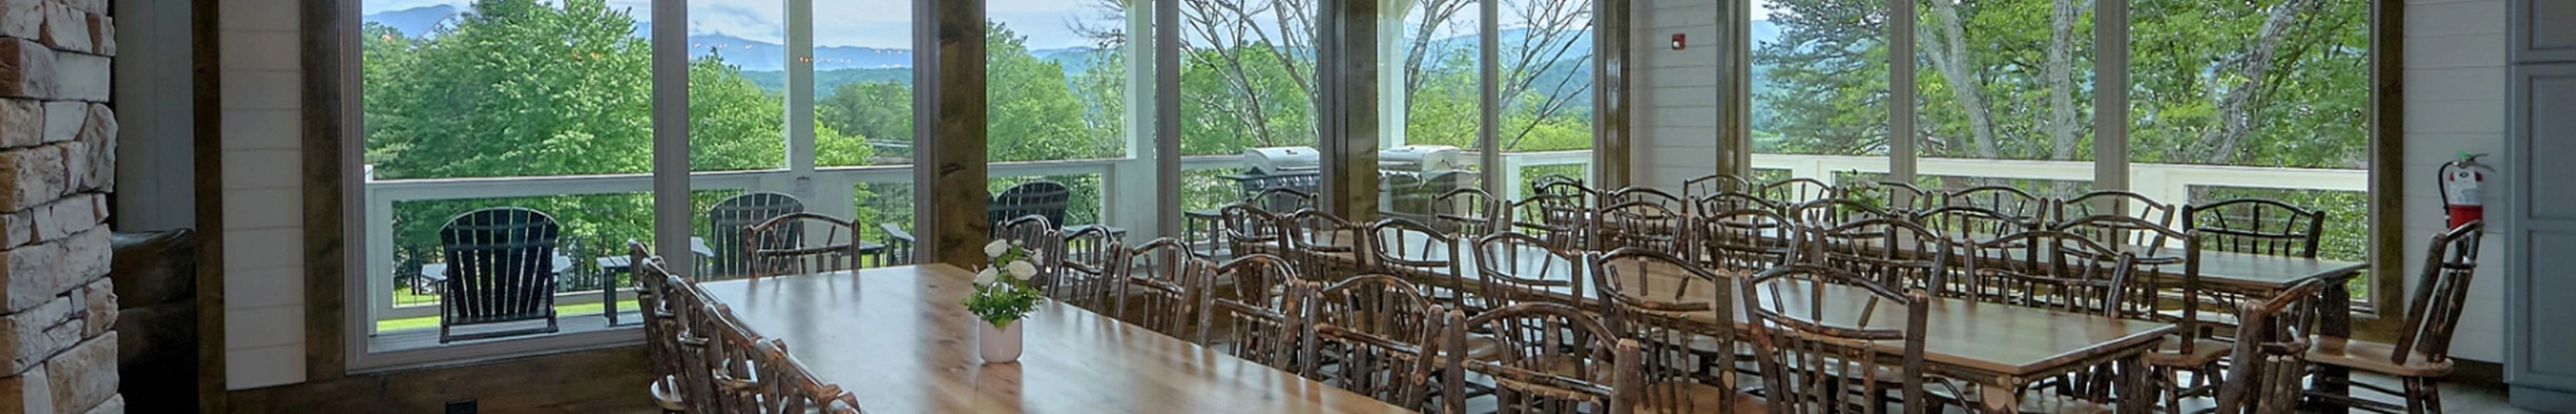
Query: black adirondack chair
437,207,564,343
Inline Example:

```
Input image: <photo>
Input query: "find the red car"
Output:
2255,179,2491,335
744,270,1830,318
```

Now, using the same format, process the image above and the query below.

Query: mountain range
364,5,910,71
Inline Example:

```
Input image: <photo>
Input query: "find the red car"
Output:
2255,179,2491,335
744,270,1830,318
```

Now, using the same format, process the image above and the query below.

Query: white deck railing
363,152,2357,326
360,152,1594,326
1748,153,2369,202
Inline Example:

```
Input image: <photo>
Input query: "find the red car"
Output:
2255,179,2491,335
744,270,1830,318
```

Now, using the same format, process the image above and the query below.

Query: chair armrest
880,224,915,244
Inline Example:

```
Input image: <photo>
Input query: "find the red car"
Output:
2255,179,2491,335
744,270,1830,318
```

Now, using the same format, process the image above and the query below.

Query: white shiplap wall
218,0,309,389
1617,0,2510,361
1630,0,1724,190
2399,0,2507,363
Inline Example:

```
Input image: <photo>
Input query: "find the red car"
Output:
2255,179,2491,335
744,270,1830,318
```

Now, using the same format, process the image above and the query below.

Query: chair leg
2161,366,2185,413
2402,378,2428,414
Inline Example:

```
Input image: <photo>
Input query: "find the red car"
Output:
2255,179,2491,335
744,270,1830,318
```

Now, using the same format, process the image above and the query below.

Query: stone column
0,0,122,412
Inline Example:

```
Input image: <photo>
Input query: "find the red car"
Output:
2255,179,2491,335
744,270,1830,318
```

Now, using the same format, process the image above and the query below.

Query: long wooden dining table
693,264,1416,413
1247,239,2174,412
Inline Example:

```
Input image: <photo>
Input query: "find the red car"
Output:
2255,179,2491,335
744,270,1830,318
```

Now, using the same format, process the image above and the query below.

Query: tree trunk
1923,0,2001,159
2201,0,2321,163
2043,0,2090,161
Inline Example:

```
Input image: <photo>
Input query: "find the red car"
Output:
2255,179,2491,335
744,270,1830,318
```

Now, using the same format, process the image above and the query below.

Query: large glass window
1178,0,1323,215
2130,0,2373,275
1495,0,1595,190
356,0,922,357
360,0,674,343
1913,0,2095,199
1747,0,1890,187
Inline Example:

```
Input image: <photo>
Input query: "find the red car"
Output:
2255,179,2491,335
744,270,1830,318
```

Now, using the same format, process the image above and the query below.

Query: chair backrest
1305,275,1445,409
1956,230,2160,321
1220,203,1292,255
2182,198,2326,258
1049,227,1130,313
2389,221,2485,366
1790,198,1893,227
1943,185,2045,223
1606,187,1691,214
1802,218,1949,290
2056,205,2184,252
690,290,765,413
706,192,808,277
989,181,1073,228
1531,174,1590,196
1845,180,1935,212
1248,187,1320,214
1697,207,1795,270
994,215,1067,283
1910,205,2037,245
2059,190,2175,229
1117,245,1203,336
1759,178,1837,204
1683,173,1755,199
438,207,563,329
630,242,687,394
1434,187,1505,236
740,212,866,278
876,224,916,266
1739,264,1931,414
1510,194,1592,251
1444,304,1644,414
1286,209,1369,280
1474,231,1589,310
1589,249,1734,414
746,339,869,414
2214,278,2327,414
1199,268,1306,369
1370,218,1466,305
656,254,724,413
1596,200,1689,255
2049,216,2201,323
1208,253,1300,310
1696,191,1783,217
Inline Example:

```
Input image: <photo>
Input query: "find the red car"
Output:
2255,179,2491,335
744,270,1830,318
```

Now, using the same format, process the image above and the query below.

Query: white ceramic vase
979,320,1024,363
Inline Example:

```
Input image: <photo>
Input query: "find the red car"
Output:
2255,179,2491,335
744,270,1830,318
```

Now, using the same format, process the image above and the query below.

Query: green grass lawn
375,298,642,332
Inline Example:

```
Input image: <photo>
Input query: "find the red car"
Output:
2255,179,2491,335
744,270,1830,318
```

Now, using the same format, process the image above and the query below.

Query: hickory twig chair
1591,248,1747,414
1116,240,1203,337
1306,275,1448,410
1739,264,1944,414
2307,221,2486,414
1472,231,1589,311
706,192,808,278
1442,303,1646,414
2215,278,2327,414
740,212,868,278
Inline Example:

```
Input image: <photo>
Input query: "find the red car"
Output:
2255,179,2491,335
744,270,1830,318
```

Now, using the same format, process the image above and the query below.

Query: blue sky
360,0,1110,49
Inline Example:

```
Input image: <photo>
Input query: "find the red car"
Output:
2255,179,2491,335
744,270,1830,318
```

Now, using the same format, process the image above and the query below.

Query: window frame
1724,0,2403,319
335,0,1634,371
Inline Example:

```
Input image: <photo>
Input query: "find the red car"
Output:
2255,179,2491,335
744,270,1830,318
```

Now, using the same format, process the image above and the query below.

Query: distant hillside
739,68,913,96
366,5,459,37
362,5,910,72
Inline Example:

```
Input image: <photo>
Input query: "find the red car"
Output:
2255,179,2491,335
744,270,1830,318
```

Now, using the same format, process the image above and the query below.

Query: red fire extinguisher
2439,152,2492,229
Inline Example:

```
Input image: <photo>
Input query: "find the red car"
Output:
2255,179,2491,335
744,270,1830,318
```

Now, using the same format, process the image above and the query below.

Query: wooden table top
693,264,1416,414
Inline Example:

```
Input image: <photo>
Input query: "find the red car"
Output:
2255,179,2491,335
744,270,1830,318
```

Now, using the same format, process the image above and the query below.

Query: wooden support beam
1321,0,1380,220
1595,0,1632,188
918,0,990,267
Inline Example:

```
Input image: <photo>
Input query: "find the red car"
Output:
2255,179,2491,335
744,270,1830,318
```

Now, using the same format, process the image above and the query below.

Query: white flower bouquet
962,239,1045,327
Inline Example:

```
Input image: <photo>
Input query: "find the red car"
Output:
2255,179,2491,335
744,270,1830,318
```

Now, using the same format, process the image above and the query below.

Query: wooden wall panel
224,347,655,414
